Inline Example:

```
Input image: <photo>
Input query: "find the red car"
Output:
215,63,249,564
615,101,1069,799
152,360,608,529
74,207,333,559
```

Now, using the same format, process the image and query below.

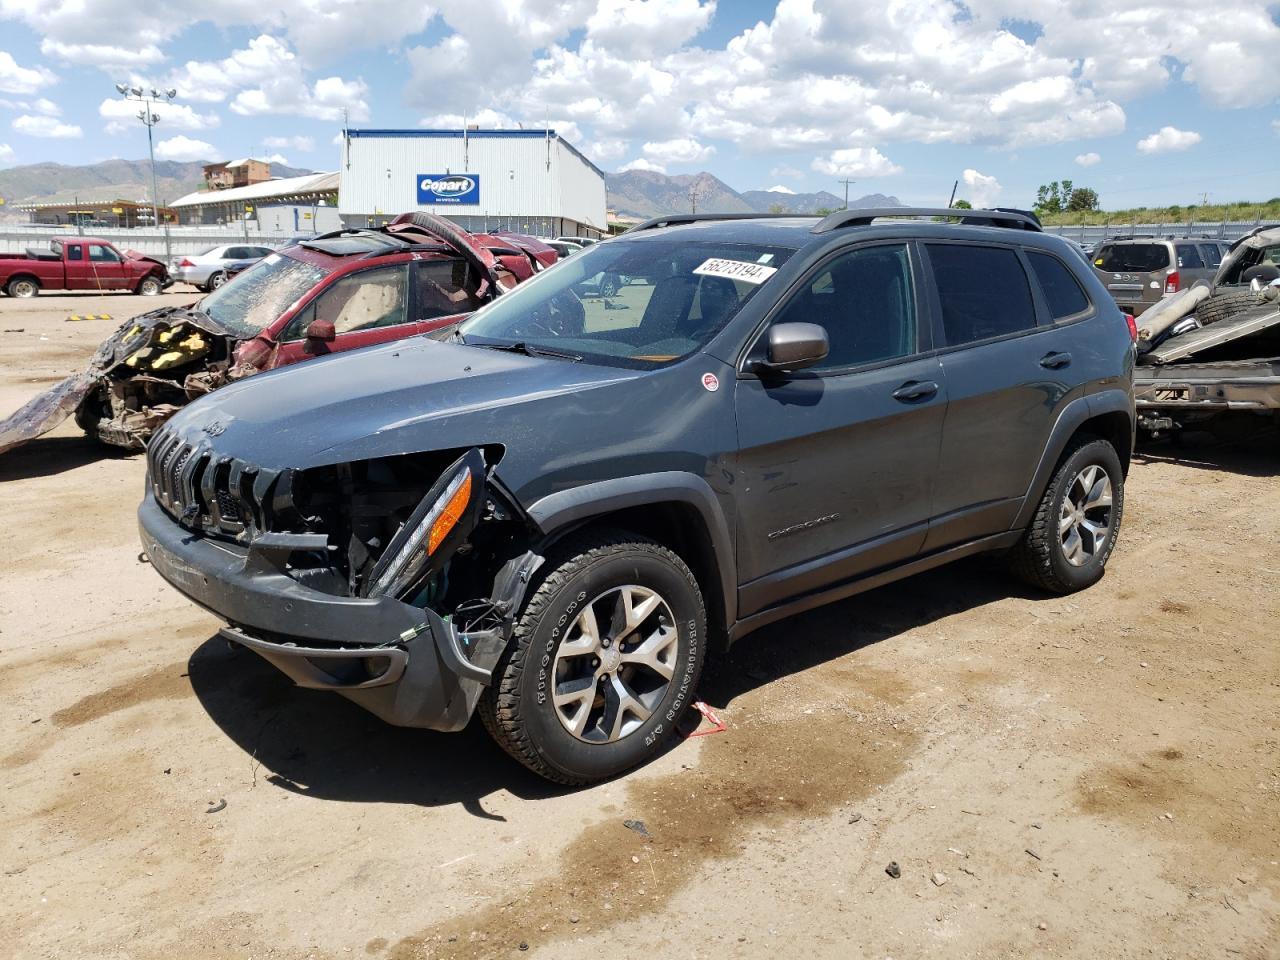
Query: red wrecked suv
0,214,558,453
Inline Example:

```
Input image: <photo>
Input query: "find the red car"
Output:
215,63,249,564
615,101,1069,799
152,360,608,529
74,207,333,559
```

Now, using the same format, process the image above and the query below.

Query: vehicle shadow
0,434,134,481
188,554,1034,813
1134,420,1280,477
702,554,1037,709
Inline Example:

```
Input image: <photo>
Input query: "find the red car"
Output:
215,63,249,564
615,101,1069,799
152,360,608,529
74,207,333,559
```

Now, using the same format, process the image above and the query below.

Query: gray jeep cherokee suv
139,208,1136,784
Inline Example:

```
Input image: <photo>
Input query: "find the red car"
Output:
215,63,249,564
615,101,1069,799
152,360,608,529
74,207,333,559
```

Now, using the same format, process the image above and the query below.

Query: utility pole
115,83,178,264
840,178,856,210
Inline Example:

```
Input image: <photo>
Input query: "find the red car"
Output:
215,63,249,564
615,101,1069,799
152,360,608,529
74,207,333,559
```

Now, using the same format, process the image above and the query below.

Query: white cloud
154,135,219,162
586,0,715,57
40,39,165,70
262,152,290,164
812,147,902,178
12,114,81,138
99,98,220,133
641,137,714,166
770,165,803,180
960,168,1002,208
32,97,59,116
233,73,369,123
1137,126,1201,154
1075,152,1101,167
618,157,667,174
584,138,629,163
419,108,515,128
765,184,796,194
0,142,14,162
0,51,57,95
263,135,315,152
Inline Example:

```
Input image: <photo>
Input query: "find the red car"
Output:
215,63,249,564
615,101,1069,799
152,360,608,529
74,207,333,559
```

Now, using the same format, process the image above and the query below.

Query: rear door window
1096,244,1171,273
1198,243,1224,268
413,259,480,320
1028,252,1090,320
926,244,1037,345
1176,244,1204,269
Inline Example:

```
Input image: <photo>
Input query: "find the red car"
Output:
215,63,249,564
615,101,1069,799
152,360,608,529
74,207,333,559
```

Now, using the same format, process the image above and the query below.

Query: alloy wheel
551,584,679,744
1059,464,1113,566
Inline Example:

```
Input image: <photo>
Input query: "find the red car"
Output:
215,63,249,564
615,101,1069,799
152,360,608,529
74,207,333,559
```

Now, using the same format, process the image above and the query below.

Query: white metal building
169,172,340,227
338,129,608,238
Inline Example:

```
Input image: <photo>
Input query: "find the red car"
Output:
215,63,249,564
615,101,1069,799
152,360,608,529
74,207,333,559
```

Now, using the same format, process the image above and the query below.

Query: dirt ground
1,292,1277,960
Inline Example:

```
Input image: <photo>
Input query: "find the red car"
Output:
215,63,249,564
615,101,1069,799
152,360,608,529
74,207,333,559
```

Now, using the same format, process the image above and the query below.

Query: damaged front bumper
137,494,504,730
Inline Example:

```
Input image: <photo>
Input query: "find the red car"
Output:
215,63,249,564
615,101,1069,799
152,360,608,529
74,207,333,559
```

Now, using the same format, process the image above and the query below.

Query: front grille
146,426,275,538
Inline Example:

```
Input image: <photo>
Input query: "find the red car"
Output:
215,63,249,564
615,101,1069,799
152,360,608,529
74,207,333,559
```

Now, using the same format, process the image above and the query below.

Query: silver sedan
172,244,276,292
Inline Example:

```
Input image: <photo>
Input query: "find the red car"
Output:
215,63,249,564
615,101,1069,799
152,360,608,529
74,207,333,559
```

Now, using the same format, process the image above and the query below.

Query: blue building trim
345,128,606,179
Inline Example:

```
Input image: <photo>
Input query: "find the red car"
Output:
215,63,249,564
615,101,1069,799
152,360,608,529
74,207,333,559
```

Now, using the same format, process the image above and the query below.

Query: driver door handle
892,380,939,403
1039,351,1072,369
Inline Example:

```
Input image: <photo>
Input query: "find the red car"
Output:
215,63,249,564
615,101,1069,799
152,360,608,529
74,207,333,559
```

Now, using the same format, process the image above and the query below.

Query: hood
164,336,641,468
123,248,168,270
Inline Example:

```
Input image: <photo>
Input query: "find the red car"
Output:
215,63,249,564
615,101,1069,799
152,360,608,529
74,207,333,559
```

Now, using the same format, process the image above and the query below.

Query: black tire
6,276,39,298
480,530,706,785
1010,436,1124,594
136,275,162,296
209,272,228,290
1196,289,1257,326
600,272,620,298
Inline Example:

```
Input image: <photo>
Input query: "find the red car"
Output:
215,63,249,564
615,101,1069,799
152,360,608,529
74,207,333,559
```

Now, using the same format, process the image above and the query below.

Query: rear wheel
1010,436,1124,594
6,277,38,298
600,272,620,298
209,271,228,290
480,531,706,784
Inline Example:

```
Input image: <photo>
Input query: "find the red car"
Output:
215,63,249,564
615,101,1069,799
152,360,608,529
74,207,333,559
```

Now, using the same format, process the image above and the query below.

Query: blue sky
1,0,1278,209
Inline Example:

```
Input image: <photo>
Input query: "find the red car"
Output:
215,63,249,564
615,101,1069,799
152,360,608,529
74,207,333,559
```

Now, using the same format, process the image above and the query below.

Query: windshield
458,238,793,367
200,252,327,337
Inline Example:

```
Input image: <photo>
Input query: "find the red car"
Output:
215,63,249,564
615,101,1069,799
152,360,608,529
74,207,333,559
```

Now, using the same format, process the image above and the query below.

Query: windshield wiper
472,340,583,362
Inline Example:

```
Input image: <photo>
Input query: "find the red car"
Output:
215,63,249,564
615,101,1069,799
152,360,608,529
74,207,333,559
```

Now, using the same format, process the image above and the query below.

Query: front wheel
480,531,706,784
137,275,162,296
1010,436,1124,593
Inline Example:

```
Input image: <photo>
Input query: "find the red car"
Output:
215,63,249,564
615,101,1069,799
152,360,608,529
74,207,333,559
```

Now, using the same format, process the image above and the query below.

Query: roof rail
626,212,797,233
811,207,1042,234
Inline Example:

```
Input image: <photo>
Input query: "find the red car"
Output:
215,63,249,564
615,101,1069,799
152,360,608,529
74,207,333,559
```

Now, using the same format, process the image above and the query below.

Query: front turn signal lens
428,471,472,555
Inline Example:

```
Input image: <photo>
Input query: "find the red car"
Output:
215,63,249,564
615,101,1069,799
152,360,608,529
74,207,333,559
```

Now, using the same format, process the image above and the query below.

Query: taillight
1165,270,1179,294
1124,313,1138,342
179,258,194,268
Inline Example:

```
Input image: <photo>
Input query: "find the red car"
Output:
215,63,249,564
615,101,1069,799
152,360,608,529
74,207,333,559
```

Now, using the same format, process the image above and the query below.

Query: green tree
813,206,835,216
767,202,786,214
951,199,972,210
1066,188,1099,212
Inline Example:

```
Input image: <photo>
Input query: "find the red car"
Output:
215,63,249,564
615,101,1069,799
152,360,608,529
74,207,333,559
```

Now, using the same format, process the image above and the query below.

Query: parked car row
0,214,556,452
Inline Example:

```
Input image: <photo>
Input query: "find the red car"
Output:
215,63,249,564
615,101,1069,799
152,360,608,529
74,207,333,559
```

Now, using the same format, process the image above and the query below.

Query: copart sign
417,174,481,205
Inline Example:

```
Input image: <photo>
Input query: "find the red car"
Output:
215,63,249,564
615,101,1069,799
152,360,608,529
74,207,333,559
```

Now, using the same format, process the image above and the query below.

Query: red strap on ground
687,700,727,738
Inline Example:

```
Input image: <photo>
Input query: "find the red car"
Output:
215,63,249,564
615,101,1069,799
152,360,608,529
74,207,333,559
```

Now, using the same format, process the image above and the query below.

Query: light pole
115,83,177,262
840,178,856,210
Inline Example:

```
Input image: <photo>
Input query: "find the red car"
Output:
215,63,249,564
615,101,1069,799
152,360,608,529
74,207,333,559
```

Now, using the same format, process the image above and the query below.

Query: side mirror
305,319,336,342
755,322,829,374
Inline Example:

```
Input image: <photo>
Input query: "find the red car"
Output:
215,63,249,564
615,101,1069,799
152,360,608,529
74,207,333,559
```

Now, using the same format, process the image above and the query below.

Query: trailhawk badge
701,372,720,392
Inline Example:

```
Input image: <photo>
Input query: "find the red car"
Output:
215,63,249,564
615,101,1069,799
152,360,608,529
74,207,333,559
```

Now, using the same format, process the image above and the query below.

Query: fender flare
1012,389,1135,530
524,472,737,630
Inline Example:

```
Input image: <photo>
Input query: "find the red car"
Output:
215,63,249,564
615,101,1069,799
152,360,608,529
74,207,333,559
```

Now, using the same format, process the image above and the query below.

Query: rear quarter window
1028,252,1091,320
1096,244,1171,273
926,244,1037,345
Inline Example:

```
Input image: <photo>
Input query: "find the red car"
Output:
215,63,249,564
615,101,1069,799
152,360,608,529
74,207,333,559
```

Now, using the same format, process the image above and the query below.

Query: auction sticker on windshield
693,258,778,284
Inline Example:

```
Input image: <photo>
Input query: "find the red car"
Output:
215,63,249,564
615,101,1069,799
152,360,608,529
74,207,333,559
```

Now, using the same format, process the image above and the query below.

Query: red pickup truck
0,236,170,297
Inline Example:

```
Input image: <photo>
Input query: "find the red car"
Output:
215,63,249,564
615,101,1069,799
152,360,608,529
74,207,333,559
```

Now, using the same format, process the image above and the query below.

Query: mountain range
0,158,317,218
604,169,900,217
0,157,898,221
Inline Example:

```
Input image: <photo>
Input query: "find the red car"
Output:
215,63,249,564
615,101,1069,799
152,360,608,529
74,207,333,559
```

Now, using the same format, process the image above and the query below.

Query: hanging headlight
362,448,486,600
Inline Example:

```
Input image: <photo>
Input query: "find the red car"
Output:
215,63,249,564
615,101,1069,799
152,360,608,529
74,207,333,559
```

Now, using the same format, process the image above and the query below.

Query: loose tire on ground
480,530,706,784
1010,436,1124,594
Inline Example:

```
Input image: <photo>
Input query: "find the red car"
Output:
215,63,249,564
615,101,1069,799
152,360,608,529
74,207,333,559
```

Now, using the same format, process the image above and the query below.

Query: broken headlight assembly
361,448,486,599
